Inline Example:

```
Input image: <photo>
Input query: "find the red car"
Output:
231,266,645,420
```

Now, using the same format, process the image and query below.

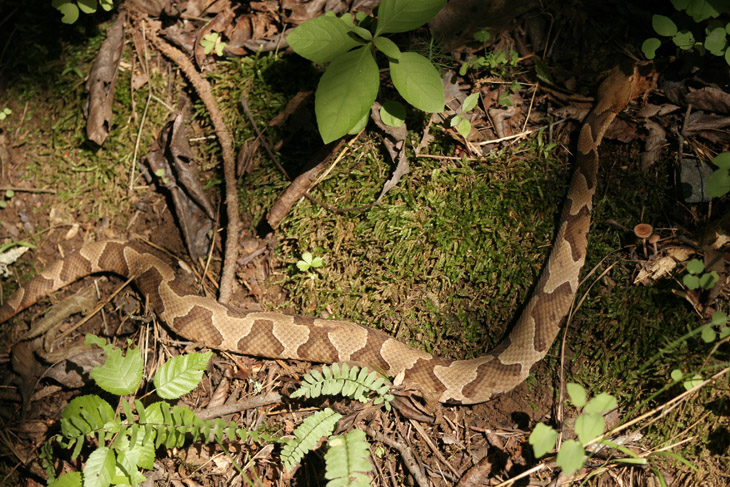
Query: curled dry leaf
85,12,125,145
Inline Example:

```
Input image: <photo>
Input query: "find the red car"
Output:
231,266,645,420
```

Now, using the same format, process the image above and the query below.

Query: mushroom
633,223,653,257
648,233,660,255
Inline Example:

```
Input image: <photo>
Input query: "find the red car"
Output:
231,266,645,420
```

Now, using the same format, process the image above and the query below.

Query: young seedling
0,108,11,120
286,0,446,143
450,92,479,139
297,251,323,279
200,32,226,57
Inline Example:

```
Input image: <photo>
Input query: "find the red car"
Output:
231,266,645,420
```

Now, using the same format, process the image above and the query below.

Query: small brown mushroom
633,223,653,239
633,223,653,258
648,233,660,254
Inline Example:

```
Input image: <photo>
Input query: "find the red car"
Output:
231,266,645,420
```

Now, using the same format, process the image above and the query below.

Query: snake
0,64,638,405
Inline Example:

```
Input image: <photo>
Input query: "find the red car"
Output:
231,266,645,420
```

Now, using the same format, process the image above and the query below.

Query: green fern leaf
325,429,372,487
281,408,342,471
61,395,115,440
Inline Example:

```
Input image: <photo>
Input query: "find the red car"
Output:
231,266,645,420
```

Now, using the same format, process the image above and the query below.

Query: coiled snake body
0,64,638,405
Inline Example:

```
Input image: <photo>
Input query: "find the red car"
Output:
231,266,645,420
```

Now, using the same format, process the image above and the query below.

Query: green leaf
642,38,661,59
389,51,444,113
683,374,703,390
670,368,684,383
706,166,730,197
575,412,604,444
473,27,490,42
719,326,730,339
48,472,83,487
701,325,716,343
315,46,379,143
77,0,97,14
652,15,677,37
556,440,585,477
153,352,212,399
704,27,727,55
698,271,719,289
89,344,144,396
456,118,471,138
461,93,479,113
375,0,446,35
52,0,80,24
373,36,401,59
685,0,730,22
584,393,617,414
672,30,696,50
83,447,116,487
287,16,362,63
726,47,730,66
566,383,587,408
380,100,406,127
714,152,730,168
61,395,116,439
683,274,700,290
712,310,728,325
686,259,704,274
529,422,557,458
99,0,113,11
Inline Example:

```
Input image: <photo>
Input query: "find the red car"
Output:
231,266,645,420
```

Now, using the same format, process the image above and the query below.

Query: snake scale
0,64,638,405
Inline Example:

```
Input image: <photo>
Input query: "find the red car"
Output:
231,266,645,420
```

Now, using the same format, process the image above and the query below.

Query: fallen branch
147,27,240,304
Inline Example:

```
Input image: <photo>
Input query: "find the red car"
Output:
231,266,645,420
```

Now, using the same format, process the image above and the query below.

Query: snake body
0,65,637,405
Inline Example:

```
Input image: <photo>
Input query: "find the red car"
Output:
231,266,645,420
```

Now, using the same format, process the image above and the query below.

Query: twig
148,30,240,304
128,21,153,193
478,118,567,145
195,392,282,420
0,186,56,194
364,427,429,487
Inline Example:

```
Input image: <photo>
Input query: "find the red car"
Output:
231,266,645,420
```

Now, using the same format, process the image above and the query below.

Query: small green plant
200,32,227,57
458,26,518,76
153,168,169,185
296,251,323,279
286,0,446,143
529,383,619,477
642,1,730,65
0,189,15,209
450,92,479,138
41,335,271,487
51,0,114,24
0,108,11,120
281,363,393,479
682,258,719,290
706,152,730,197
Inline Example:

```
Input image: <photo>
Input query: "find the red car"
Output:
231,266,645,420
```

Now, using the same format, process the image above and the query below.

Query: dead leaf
634,246,695,285
145,112,216,259
85,12,125,145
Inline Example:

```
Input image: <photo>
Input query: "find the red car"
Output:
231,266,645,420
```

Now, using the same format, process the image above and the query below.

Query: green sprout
201,33,226,57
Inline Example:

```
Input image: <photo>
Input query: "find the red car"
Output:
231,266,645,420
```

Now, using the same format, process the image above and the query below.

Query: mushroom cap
648,234,660,244
633,223,653,239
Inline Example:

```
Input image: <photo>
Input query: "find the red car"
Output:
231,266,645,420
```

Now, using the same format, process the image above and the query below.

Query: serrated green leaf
575,413,604,444
529,422,557,458
287,16,362,63
375,0,446,35
315,46,379,143
642,38,661,59
389,51,444,113
90,345,144,396
556,440,585,477
652,15,677,37
153,352,212,399
566,383,587,408
584,393,617,414
48,472,83,487
83,447,116,487
373,36,401,59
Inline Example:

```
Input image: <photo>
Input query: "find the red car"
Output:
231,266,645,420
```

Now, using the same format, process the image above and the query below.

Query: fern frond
325,429,372,487
281,408,343,471
291,363,392,409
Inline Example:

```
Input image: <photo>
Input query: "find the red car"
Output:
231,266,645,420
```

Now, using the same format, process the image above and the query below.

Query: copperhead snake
0,64,639,405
